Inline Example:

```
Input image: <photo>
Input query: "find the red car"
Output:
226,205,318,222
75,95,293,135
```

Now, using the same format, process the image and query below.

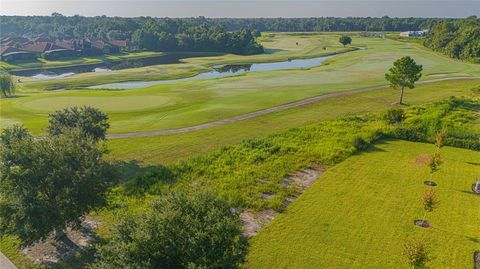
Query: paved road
106,76,478,139
0,251,18,269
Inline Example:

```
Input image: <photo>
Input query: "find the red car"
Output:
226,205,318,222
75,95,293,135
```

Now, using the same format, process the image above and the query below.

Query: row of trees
424,16,480,62
131,23,263,54
0,15,264,55
215,17,449,32
0,15,449,39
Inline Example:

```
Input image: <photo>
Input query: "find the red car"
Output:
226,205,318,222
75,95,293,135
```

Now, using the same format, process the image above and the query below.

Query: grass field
1,33,479,135
108,79,480,165
247,140,480,268
0,51,164,71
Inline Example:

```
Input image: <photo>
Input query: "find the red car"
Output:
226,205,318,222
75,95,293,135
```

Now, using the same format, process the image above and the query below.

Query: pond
10,54,192,79
88,54,336,89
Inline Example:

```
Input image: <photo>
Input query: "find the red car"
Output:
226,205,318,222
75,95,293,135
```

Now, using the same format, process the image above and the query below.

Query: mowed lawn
2,33,480,134
108,79,480,165
247,140,480,268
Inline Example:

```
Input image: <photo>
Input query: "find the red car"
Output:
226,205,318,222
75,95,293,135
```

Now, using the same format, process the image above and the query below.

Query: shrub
384,108,405,125
94,191,247,269
352,136,370,151
403,239,431,269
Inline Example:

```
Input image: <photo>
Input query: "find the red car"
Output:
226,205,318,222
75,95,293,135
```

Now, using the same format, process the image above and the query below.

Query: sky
0,0,478,18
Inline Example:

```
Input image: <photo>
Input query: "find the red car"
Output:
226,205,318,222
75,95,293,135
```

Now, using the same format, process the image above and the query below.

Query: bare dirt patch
241,209,278,237
414,219,430,228
415,154,430,167
22,216,100,265
241,165,327,236
283,165,327,190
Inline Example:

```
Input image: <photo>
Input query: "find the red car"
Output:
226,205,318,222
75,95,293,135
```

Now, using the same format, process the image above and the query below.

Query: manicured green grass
2,33,479,135
108,79,480,165
0,51,164,71
247,140,480,268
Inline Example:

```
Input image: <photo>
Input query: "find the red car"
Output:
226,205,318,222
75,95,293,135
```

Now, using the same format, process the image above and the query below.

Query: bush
352,136,370,151
403,239,431,269
384,108,405,125
94,191,247,269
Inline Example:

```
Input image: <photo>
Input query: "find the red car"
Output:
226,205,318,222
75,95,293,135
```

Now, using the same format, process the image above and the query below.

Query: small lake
10,54,192,79
88,54,336,89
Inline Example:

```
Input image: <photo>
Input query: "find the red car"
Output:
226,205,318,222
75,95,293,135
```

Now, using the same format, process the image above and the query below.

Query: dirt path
106,76,478,139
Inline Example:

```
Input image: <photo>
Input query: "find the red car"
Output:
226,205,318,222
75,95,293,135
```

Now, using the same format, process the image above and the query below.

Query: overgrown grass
0,236,35,269
112,96,478,209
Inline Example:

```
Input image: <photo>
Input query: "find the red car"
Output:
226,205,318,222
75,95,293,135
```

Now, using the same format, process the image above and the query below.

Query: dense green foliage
47,106,110,141
132,24,263,55
385,56,423,104
424,16,480,62
0,15,263,55
214,17,446,32
389,97,480,150
339,35,352,47
0,125,116,246
122,116,386,211
94,191,247,269
0,16,447,38
0,73,15,97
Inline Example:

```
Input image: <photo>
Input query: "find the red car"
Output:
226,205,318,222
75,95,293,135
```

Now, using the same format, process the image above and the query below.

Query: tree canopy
94,191,247,269
339,35,352,47
0,16,447,39
385,56,423,105
424,16,480,62
0,124,116,246
0,73,16,97
47,106,110,141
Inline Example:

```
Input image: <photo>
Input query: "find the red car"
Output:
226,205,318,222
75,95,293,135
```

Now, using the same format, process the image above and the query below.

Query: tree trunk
55,227,66,241
399,86,405,105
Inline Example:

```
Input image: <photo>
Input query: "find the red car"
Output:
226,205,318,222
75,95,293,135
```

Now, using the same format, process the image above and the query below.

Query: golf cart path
107,76,478,139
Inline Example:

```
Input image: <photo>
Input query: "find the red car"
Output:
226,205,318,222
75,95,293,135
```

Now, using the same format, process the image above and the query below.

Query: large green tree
339,35,352,47
0,125,116,246
0,73,16,97
385,56,423,105
94,191,248,269
47,106,110,140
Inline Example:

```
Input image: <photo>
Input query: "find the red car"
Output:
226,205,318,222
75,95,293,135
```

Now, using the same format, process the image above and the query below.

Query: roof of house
107,40,129,48
21,42,64,53
0,46,23,56
0,36,30,46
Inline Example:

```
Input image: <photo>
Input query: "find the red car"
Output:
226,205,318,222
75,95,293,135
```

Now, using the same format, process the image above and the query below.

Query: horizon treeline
424,16,480,62
1,15,462,38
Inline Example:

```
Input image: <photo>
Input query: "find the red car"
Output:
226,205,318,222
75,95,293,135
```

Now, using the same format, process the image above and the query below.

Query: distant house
107,40,131,51
0,35,30,47
22,42,63,55
88,39,123,54
0,46,36,62
58,39,103,56
359,32,385,38
399,30,428,37
22,42,76,59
